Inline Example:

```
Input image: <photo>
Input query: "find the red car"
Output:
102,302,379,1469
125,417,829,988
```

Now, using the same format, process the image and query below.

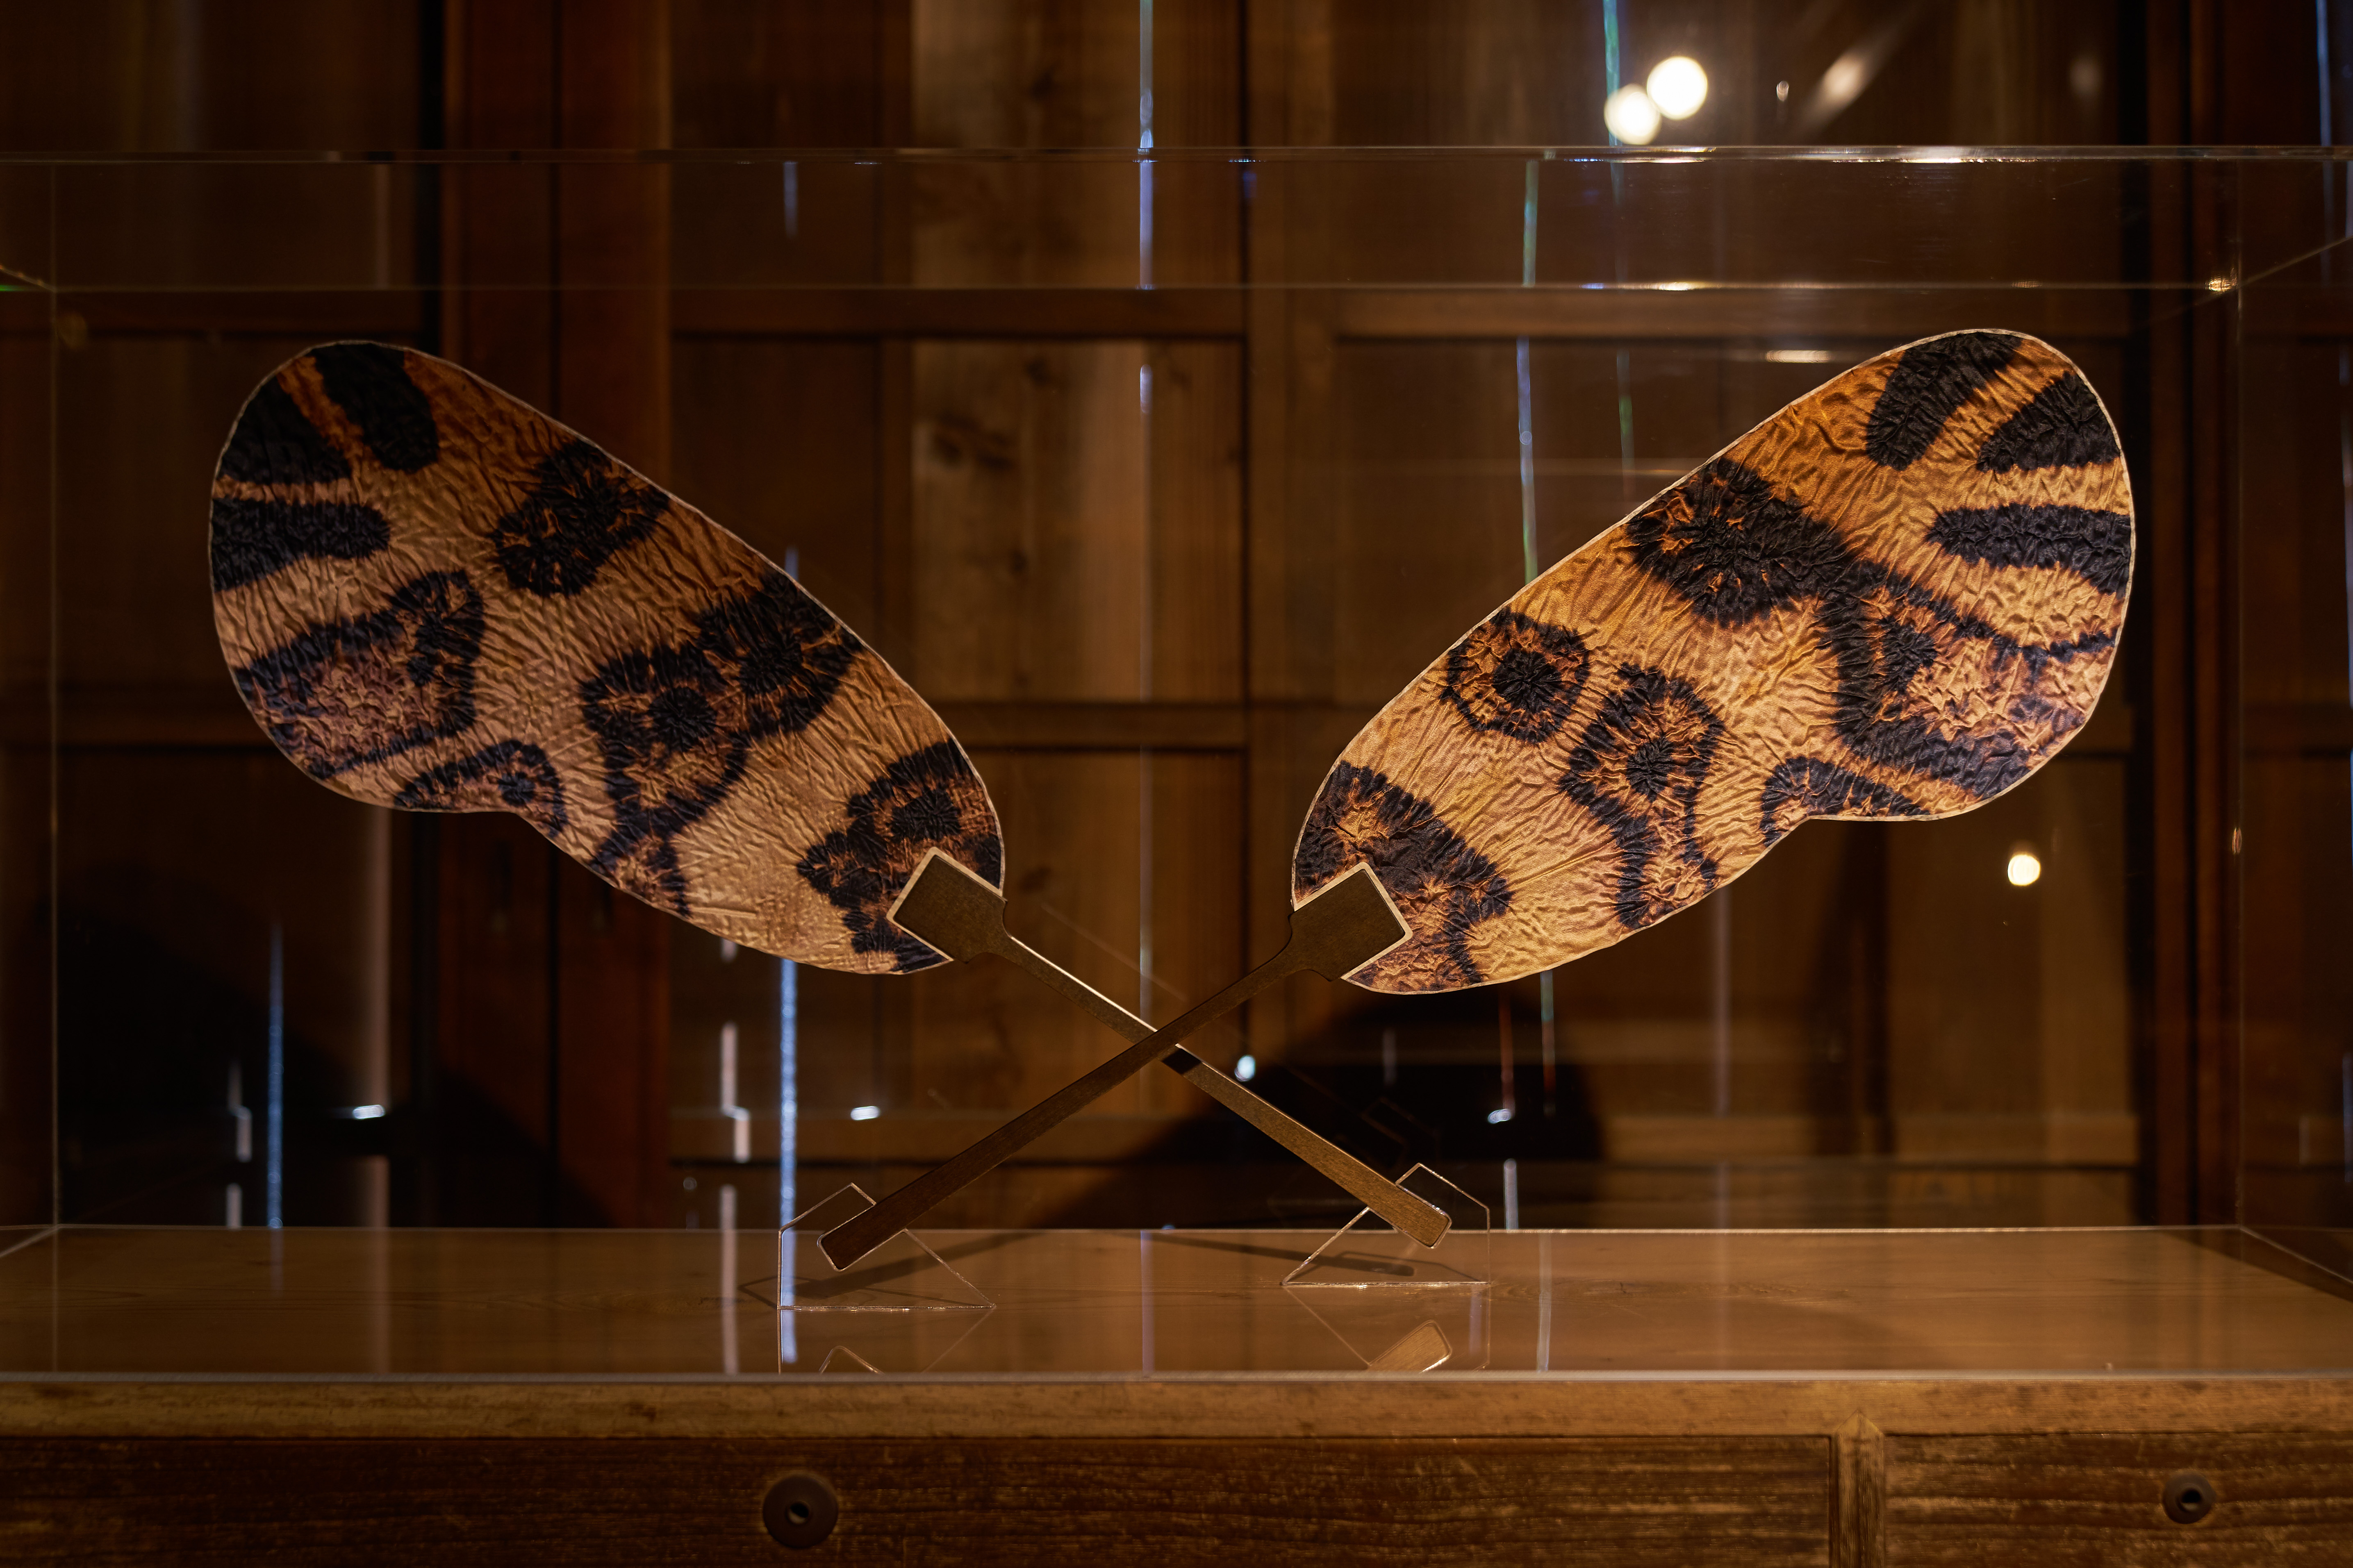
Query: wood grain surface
8,1377,2353,1445
1,1435,1828,1567
1885,1433,2353,1565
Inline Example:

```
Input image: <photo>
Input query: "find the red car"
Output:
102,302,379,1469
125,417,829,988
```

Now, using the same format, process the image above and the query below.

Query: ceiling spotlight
1646,57,1708,120
2006,847,2043,888
1604,85,1662,145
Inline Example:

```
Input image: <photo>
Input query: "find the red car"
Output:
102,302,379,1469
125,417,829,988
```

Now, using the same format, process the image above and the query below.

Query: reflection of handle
1365,1320,1453,1373
824,865,1421,1269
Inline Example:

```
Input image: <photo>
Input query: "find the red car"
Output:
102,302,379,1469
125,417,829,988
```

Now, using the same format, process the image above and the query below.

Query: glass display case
0,142,2347,1343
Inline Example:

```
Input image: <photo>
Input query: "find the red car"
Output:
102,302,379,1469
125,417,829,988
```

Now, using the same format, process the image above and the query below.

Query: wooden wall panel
670,156,885,293
909,0,1147,289
1886,761,2134,1169
55,336,328,697
1141,751,1249,1043
1331,0,1608,146
908,0,1238,289
671,339,885,635
907,336,1242,704
913,341,1153,701
0,2,422,152
670,0,890,148
431,817,558,1225
555,870,671,1228
1146,341,1246,702
1329,340,1523,709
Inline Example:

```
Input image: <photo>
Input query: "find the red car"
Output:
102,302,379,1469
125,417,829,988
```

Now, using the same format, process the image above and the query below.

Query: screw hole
2162,1469,2218,1525
763,1472,839,1549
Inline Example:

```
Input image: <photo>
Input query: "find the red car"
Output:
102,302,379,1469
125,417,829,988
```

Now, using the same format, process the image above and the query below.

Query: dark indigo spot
1441,611,1591,744
1293,761,1511,991
1878,619,1938,693
1624,736,1677,800
890,786,962,843
1757,758,1924,847
1493,646,1562,712
312,343,439,472
1864,332,2020,470
1626,458,1855,627
1975,371,2120,473
218,379,351,486
492,440,669,598
1925,503,2132,596
210,498,390,591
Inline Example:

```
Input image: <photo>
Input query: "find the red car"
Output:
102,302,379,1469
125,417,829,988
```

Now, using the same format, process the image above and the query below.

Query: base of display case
3,1223,2352,1561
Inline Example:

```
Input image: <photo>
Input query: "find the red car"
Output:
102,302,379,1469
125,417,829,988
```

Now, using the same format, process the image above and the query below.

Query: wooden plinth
3,1224,2351,1563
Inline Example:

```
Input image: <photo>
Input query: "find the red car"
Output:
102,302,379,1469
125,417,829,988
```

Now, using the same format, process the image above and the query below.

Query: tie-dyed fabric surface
210,343,1000,973
1295,330,2132,994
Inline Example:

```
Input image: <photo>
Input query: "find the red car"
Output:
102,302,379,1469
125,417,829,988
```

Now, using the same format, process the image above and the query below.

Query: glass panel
2240,189,2353,1279
5,1224,2351,1377
0,152,2338,1323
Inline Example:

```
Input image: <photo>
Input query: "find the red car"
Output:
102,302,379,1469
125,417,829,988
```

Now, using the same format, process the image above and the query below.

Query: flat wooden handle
818,950,1296,1269
824,861,1434,1270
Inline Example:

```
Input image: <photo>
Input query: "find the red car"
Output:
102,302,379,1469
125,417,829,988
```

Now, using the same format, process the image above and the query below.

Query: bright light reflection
849,1105,881,1121
1487,1108,1514,1125
1646,57,1707,119
1818,54,1867,115
1235,1054,1257,1082
1767,348,1835,364
1603,85,1661,145
348,1104,386,1120
2006,850,2043,888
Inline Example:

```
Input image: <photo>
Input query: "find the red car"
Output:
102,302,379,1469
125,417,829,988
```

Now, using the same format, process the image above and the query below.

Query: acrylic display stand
1283,1164,1490,1372
772,1185,992,1373
777,1184,991,1313
1283,1164,1490,1289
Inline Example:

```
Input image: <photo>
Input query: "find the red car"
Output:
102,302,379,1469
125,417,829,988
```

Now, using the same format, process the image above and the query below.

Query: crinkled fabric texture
1295,331,2132,994
211,342,1000,973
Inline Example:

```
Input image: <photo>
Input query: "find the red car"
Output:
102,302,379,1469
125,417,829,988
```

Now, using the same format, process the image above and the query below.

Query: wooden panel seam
1832,1414,1886,1568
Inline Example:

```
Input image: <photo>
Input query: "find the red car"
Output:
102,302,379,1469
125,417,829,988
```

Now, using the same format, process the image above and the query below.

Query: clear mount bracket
1284,1164,1492,1372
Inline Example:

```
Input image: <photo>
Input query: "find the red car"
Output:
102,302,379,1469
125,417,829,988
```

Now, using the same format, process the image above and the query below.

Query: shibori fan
209,342,1444,1243
835,329,2131,1262
1294,329,2131,990
212,342,997,970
